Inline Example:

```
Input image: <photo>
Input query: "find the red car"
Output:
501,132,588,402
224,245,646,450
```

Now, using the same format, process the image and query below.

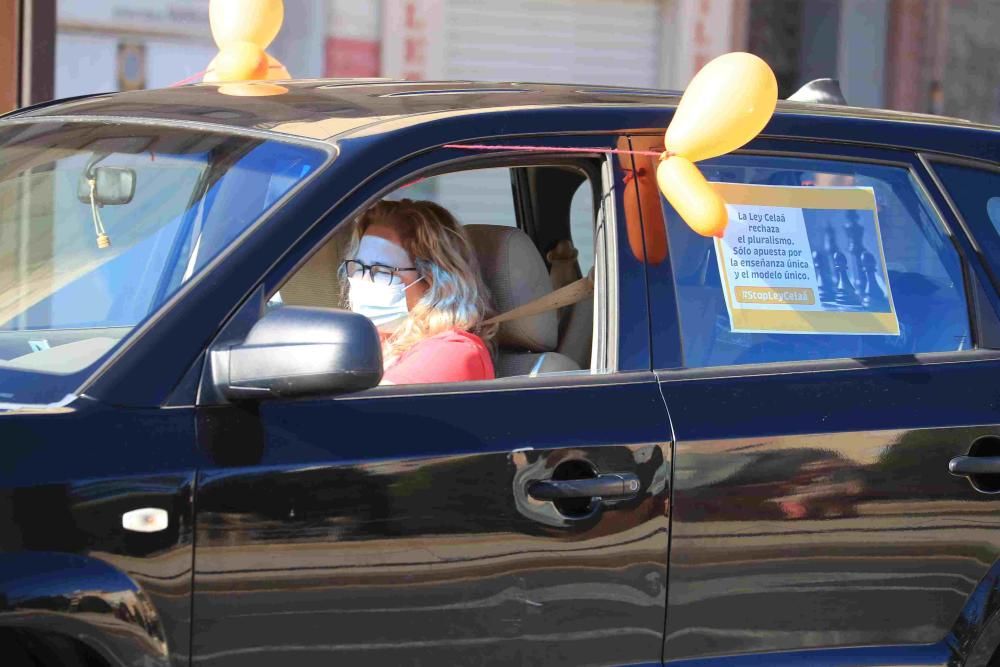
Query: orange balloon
616,137,668,264
664,52,778,164
624,158,669,264
203,51,289,83
657,156,728,238
210,0,284,50
213,41,269,82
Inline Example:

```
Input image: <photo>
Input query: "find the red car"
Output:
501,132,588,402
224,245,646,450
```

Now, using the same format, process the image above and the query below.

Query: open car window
386,167,518,228
273,161,603,385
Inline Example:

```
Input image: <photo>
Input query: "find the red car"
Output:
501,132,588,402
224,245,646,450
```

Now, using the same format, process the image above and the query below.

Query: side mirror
211,306,383,401
77,166,137,206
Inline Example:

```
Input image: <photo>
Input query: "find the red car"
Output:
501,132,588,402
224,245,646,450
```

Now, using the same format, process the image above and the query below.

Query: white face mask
347,235,424,332
348,275,424,331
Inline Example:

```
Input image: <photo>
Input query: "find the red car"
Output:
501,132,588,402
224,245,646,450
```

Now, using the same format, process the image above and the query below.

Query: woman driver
342,199,497,385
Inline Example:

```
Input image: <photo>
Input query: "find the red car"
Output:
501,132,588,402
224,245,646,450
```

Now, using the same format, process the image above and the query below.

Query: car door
634,135,1000,665
190,134,672,666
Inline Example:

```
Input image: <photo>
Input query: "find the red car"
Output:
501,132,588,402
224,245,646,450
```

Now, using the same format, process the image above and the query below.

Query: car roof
9,79,1000,145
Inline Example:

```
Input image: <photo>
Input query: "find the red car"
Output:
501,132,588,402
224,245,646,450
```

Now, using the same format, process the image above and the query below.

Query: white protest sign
713,183,899,336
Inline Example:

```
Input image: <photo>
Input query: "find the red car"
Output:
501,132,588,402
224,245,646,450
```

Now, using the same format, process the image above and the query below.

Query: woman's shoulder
425,328,489,350
384,328,494,385
412,328,492,364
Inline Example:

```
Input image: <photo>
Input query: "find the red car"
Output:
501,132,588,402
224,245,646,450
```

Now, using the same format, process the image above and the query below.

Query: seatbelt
484,275,593,326
546,239,583,331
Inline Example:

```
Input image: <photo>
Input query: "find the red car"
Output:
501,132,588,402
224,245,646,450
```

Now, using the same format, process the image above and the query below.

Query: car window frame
634,134,994,376
922,154,1000,296
332,154,613,382
195,137,651,406
0,116,337,408
920,154,1000,350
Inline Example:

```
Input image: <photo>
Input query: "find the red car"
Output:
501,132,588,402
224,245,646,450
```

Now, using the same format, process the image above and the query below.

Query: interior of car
274,159,607,381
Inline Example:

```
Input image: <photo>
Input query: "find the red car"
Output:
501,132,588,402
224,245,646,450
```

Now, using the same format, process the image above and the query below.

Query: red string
169,70,209,87
444,143,669,158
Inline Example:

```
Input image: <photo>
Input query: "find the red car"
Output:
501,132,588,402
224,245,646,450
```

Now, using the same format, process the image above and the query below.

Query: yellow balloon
203,52,289,82
664,52,777,164
263,54,290,80
202,54,222,82
213,41,269,82
210,0,284,50
657,156,728,238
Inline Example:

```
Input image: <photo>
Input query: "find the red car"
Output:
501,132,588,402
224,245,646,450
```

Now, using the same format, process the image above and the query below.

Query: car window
0,121,326,387
275,161,602,385
661,155,970,367
929,161,1000,290
384,167,517,227
570,180,595,275
386,167,595,275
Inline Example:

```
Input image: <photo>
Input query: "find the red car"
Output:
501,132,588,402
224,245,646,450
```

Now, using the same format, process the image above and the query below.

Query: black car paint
0,82,999,666
656,359,1000,663
184,129,672,665
194,381,671,665
0,399,198,667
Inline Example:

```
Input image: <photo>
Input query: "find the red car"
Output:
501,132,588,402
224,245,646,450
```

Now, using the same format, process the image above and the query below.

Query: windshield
0,121,326,402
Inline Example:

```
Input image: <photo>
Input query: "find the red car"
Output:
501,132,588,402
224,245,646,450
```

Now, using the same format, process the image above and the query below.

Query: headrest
280,233,345,308
466,224,557,352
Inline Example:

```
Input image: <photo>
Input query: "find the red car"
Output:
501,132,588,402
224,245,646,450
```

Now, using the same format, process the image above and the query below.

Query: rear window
661,156,970,367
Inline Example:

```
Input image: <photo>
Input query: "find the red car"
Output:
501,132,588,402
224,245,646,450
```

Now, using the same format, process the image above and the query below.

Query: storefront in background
55,0,216,97
51,0,739,101
42,0,1000,126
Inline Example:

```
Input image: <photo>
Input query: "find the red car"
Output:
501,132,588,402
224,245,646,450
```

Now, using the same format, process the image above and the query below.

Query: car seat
465,224,582,377
279,233,346,309
555,271,593,368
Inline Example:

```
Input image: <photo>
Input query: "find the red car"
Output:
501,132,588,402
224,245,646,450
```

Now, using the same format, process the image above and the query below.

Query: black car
2,80,1000,667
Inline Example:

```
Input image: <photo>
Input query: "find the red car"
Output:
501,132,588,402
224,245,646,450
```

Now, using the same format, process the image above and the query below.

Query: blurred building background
3,0,1000,124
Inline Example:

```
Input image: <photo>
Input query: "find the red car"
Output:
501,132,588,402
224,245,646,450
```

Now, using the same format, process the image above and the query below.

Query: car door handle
528,473,641,501
949,456,1000,476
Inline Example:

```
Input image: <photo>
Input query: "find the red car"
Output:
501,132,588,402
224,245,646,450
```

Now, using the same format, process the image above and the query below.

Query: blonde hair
345,199,497,364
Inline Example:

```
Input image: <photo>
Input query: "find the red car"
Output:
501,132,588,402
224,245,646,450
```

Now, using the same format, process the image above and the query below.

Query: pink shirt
383,329,495,385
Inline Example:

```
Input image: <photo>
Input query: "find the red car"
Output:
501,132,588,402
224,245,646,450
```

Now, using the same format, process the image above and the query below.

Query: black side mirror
211,306,382,401
77,166,137,206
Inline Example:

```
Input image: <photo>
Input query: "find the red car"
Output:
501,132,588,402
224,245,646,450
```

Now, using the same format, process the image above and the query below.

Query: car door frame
633,132,1000,666
197,128,664,386
921,152,1000,336
187,129,676,666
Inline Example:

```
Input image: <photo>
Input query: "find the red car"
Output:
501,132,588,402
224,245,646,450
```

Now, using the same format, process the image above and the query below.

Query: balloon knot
659,151,674,162
622,167,646,185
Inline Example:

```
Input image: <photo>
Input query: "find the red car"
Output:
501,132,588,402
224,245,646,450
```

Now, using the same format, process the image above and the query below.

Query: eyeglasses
342,259,418,286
